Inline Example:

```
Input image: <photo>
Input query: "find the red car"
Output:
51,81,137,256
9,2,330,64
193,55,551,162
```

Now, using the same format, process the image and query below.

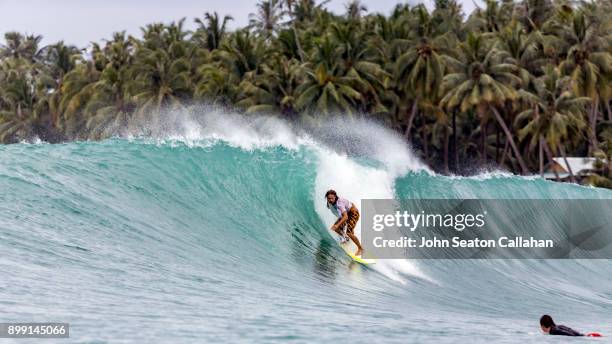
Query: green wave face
1,116,611,343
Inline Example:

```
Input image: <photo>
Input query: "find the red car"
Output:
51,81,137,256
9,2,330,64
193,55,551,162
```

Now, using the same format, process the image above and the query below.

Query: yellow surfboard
339,240,376,265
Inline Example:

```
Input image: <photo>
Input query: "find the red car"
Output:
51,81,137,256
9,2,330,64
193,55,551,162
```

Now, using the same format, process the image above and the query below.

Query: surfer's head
325,189,338,206
540,315,555,333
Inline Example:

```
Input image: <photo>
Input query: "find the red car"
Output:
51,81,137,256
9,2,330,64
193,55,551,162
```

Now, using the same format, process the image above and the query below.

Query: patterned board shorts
343,205,360,235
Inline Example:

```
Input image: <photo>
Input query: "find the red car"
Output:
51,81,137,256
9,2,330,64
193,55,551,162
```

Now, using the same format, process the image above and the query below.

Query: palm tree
37,42,81,131
496,21,544,90
464,0,514,33
0,59,41,142
517,0,553,32
345,0,367,21
440,33,529,173
59,60,101,138
394,5,449,139
194,12,233,51
130,22,193,120
278,0,310,62
292,0,330,23
237,54,300,116
0,32,43,62
194,64,239,105
80,33,136,138
42,42,81,78
249,0,283,39
297,27,386,115
431,0,464,36
514,66,589,178
295,63,362,115
328,22,388,114
553,8,612,154
495,20,548,162
218,30,267,78
585,129,612,187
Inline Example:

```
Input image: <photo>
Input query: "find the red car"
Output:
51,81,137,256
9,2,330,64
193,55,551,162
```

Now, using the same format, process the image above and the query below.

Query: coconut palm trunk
588,97,599,154
422,130,429,162
559,143,576,183
481,120,487,165
292,26,306,62
452,110,458,173
490,105,528,174
496,128,500,163
404,99,418,139
541,137,559,180
539,137,544,177
284,2,305,63
443,125,449,174
501,137,509,166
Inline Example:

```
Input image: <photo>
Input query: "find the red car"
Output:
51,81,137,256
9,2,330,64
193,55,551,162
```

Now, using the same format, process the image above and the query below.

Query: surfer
325,190,364,256
540,315,601,337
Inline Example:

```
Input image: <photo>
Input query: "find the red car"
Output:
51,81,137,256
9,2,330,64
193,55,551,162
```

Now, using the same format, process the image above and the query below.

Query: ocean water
1,113,611,343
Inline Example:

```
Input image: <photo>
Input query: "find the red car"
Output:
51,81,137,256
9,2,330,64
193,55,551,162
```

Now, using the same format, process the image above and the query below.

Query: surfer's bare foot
355,248,362,256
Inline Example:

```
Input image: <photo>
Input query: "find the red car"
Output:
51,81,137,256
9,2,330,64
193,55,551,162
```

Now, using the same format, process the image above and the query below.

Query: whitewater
1,110,611,343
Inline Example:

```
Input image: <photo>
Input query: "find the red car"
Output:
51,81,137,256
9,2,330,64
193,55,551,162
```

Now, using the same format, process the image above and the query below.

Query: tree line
0,0,611,187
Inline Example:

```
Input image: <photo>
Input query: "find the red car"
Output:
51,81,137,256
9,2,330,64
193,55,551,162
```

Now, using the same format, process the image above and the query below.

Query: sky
0,0,479,47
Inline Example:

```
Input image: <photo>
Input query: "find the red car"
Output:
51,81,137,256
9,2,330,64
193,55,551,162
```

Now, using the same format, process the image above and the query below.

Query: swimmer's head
540,315,555,333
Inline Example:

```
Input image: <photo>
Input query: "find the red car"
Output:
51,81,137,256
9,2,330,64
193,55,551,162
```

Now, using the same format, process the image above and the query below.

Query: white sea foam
311,145,431,283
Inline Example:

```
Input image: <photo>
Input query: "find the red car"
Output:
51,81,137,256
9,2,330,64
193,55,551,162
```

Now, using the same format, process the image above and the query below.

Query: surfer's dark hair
325,190,337,198
540,315,555,328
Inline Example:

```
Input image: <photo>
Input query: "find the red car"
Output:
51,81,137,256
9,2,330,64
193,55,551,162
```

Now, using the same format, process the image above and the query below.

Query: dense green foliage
1,0,611,186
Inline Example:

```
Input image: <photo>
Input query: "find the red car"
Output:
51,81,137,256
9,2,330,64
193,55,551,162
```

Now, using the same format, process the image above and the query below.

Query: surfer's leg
346,209,363,256
347,232,363,256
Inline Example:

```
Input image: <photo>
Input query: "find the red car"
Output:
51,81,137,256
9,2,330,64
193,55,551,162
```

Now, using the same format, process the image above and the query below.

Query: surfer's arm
332,211,348,230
